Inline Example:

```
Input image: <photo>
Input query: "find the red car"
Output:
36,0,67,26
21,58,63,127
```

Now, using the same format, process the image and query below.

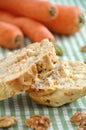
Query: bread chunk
0,39,57,100
27,60,86,107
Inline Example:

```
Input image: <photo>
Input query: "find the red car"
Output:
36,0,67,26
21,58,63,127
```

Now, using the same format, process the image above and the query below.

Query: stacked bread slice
0,39,86,107
27,60,86,107
0,39,57,100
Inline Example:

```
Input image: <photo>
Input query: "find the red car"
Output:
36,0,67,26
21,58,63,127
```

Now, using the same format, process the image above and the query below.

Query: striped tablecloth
0,0,86,130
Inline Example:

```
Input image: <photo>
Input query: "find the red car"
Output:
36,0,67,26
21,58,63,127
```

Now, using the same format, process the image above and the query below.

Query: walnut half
70,112,86,126
81,45,86,53
25,115,51,130
77,126,86,130
0,116,18,128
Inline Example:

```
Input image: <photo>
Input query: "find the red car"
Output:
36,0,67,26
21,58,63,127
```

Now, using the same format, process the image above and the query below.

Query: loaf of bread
0,39,58,101
27,60,86,107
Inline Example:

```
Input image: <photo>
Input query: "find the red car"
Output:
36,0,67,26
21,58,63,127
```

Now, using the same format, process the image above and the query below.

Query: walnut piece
81,45,86,53
0,116,18,128
77,126,86,130
70,112,86,126
25,115,51,130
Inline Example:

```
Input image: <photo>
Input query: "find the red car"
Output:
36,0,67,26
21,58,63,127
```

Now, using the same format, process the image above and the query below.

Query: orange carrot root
44,5,85,35
0,11,55,42
0,0,58,22
0,21,24,49
15,18,55,42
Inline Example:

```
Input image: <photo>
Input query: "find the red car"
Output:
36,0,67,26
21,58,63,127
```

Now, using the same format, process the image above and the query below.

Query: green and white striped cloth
0,0,86,130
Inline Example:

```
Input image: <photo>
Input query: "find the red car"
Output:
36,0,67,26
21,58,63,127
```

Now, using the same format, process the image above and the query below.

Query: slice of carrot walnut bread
27,60,86,107
0,38,86,107
0,39,58,101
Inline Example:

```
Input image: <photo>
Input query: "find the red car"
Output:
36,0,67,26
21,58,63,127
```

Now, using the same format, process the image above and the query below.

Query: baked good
1,38,85,107
0,39,57,100
27,60,86,107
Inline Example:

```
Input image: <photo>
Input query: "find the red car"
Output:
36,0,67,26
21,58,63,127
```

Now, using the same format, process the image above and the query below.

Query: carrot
0,0,58,22
16,18,55,42
0,11,55,42
44,5,85,35
0,21,24,49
